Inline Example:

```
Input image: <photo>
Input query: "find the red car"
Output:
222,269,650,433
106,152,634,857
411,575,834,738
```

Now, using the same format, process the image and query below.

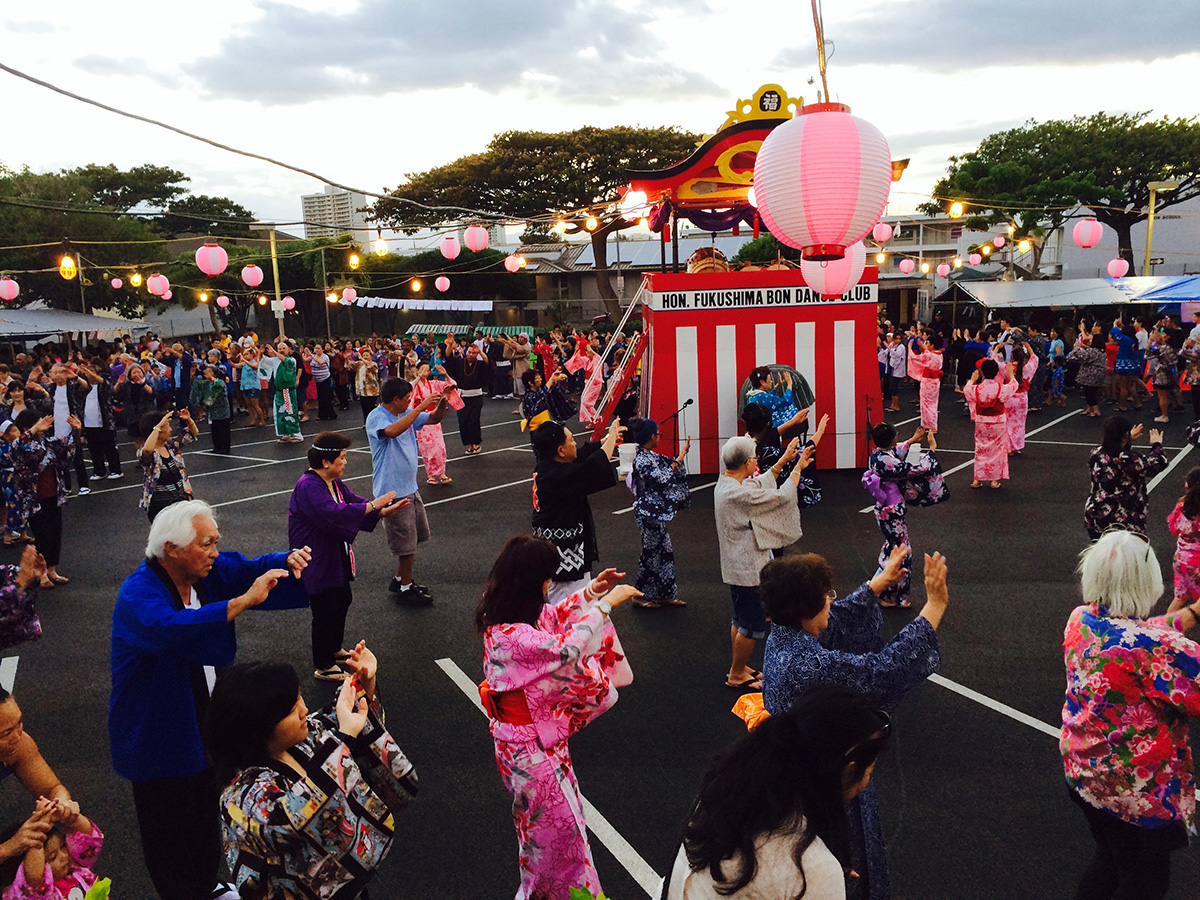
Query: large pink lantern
216,295,230,308
282,296,295,311
994,235,1006,249
753,103,892,260
800,242,867,299
871,222,893,243
936,264,951,278
110,277,123,289
440,235,461,261
241,264,264,288
195,243,229,276
503,255,522,273
1072,218,1103,249
435,276,450,292
969,253,982,266
0,278,18,302
898,258,915,275
147,274,169,296
463,225,489,253
342,287,357,304
1107,258,1130,278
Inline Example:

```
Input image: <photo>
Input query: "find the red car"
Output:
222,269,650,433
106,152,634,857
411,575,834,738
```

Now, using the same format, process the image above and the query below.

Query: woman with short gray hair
1062,529,1200,899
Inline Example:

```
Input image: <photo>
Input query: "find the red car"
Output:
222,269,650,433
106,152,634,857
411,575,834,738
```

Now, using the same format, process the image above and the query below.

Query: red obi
977,402,1005,416
478,679,534,725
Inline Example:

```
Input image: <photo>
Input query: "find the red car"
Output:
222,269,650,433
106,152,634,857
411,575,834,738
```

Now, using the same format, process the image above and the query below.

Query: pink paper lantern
994,235,1006,249
0,278,18,302
463,225,489,253
147,274,169,296
1072,218,1103,249
241,264,264,288
871,222,893,243
753,102,892,260
440,235,461,261
503,255,522,273
194,243,229,276
342,288,357,304
216,295,230,308
1107,258,1130,278
435,276,450,292
282,296,295,311
110,277,123,289
800,242,867,299
936,264,951,278
162,289,173,301
898,258,915,275
969,253,982,266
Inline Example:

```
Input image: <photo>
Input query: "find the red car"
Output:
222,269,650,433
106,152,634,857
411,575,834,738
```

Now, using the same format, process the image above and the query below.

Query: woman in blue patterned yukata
863,422,948,608
627,417,691,608
759,548,950,900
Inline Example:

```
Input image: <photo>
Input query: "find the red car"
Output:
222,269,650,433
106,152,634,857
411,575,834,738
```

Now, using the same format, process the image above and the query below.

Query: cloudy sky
3,0,1197,230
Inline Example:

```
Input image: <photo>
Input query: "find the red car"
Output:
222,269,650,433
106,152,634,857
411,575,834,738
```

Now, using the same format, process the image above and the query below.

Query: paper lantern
1107,258,1130,279
110,277,123,289
282,296,295,311
147,274,169,296
162,289,173,301
195,243,229,276
216,295,230,308
898,258,915,275
241,264,264,287
753,103,892,260
1072,218,1103,249
0,278,18,302
936,264,951,277
435,276,450,292
342,288,357,304
800,242,867,299
994,235,1006,249
440,235,461,261
504,255,522,273
969,253,982,266
872,222,893,243
463,225,489,253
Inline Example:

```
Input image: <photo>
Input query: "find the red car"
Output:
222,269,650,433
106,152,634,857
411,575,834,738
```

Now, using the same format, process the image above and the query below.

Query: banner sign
647,282,878,311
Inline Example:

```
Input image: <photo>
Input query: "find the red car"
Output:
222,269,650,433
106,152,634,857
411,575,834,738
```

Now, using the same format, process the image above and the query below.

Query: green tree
157,195,256,237
921,112,1200,276
370,125,701,315
730,234,801,265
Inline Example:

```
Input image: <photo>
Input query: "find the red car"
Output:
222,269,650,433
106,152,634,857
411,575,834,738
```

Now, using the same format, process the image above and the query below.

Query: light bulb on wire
130,273,142,287
59,256,77,280
875,252,886,265
348,253,361,270
949,201,964,218
410,279,422,292
374,229,387,258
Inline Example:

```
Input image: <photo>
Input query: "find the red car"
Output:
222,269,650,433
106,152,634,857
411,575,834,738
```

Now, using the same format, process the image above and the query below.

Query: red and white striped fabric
642,270,882,473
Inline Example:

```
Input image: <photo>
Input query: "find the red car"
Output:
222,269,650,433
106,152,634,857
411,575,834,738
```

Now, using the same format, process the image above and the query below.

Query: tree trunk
591,222,623,320
1114,221,1136,276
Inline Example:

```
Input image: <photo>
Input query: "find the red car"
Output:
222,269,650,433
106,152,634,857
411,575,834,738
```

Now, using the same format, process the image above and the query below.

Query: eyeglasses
844,709,891,760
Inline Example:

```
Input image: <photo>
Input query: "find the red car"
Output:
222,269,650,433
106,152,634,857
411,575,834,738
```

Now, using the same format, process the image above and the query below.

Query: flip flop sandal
725,676,762,691
439,476,453,484
633,599,662,609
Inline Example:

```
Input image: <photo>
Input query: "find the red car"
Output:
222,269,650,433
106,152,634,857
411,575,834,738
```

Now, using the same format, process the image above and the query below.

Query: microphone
684,398,694,406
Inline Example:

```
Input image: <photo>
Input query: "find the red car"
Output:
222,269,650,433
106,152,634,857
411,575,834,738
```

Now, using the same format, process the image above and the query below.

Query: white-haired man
108,500,311,900
713,434,812,691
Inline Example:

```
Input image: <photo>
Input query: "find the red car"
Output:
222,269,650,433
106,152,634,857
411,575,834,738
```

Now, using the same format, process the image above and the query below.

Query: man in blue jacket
109,499,310,900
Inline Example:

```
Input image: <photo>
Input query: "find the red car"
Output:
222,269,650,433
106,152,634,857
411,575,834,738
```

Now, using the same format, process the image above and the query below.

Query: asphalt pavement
2,384,1199,899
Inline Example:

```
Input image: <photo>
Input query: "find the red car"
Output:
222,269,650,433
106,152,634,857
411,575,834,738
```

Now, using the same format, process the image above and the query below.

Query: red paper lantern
800,242,867,299
898,258,915,275
871,222,893,243
0,278,18,302
435,276,450,292
753,103,892,260
342,288,357,304
282,296,295,311
147,274,169,296
195,243,229,276
1072,218,1103,249
463,225,489,253
1107,258,1130,278
216,295,230,308
110,277,123,289
969,253,982,266
241,265,264,288
994,235,1006,249
440,235,461,261
504,255,522,273
936,264,951,278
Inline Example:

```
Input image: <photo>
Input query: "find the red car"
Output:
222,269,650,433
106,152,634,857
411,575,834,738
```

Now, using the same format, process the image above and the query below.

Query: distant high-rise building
300,185,369,240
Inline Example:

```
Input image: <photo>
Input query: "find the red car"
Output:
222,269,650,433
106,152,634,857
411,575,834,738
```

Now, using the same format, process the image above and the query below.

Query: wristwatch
597,599,612,617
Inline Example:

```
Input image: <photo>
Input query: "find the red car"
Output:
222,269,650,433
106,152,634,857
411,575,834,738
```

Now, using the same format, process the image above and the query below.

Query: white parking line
928,673,1059,737
613,481,718,516
194,452,276,463
1147,444,1194,495
434,657,663,897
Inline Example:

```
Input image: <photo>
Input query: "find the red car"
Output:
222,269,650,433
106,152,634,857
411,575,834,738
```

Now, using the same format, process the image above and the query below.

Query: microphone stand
663,399,692,457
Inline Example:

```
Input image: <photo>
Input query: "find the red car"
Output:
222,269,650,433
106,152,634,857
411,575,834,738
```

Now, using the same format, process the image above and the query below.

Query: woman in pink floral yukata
1167,468,1200,609
476,536,640,900
1061,529,1200,900
409,362,463,485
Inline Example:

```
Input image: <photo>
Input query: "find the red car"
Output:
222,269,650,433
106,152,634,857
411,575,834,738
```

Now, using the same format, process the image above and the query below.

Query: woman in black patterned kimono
628,417,691,608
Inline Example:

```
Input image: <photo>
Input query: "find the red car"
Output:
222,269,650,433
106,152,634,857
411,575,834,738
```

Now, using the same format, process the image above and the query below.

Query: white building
300,185,370,242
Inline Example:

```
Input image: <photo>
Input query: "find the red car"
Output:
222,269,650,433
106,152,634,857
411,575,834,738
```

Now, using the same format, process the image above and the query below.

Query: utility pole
249,224,286,338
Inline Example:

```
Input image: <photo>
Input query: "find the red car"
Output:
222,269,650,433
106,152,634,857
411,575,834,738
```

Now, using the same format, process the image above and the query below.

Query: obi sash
521,409,551,433
977,402,1005,416
478,679,534,725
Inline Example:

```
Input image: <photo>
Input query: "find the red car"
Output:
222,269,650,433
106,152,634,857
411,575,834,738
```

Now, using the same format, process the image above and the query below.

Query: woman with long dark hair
208,645,417,900
666,685,891,900
476,535,639,900
1083,417,1166,539
1167,467,1200,612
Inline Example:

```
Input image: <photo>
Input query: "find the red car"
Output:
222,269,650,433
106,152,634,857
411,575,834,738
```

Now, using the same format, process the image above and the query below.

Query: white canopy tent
949,279,1157,310
0,306,145,339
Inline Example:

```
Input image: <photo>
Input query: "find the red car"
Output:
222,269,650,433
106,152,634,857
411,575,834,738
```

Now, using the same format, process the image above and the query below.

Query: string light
374,228,387,258
518,256,527,269
953,257,963,269
585,216,598,231
410,279,422,291
1018,239,1031,253
875,252,886,265
920,262,930,273
326,292,338,303
59,255,76,280
198,292,209,303
348,252,361,270
257,295,267,305
981,246,992,256
130,273,142,287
